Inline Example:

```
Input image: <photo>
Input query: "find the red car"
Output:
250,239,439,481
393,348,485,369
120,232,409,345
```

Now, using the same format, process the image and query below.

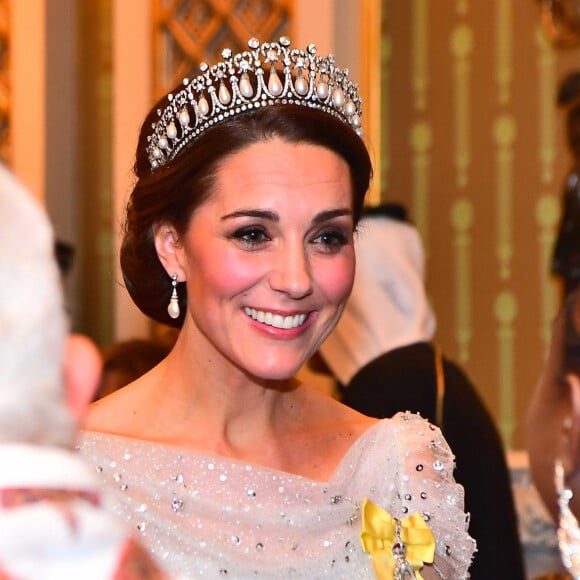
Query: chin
254,367,300,382
244,358,305,383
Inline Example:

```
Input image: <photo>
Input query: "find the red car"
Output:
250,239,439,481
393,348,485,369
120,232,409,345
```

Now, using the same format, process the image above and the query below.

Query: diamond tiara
146,36,363,170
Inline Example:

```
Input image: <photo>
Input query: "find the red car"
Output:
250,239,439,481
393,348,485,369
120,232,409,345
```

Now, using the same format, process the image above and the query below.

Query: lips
244,307,308,329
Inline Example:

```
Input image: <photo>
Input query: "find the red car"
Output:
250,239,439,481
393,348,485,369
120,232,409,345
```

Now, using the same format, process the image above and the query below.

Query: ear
63,334,103,423
153,222,186,280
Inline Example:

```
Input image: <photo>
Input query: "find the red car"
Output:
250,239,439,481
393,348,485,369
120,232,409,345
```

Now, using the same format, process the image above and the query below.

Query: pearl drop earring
167,274,180,319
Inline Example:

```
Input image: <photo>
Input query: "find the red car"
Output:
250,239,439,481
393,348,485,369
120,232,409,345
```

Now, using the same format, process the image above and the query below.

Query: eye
312,229,350,253
229,226,271,248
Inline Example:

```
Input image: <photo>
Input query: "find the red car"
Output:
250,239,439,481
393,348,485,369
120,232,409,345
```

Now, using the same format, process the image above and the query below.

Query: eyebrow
221,209,279,222
221,207,352,225
311,208,353,225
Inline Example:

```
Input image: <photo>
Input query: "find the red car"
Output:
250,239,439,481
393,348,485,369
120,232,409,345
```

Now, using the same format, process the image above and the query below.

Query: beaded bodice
78,413,475,579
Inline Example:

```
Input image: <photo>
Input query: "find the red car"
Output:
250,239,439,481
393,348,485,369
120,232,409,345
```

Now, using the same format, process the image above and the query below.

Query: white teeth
244,307,307,329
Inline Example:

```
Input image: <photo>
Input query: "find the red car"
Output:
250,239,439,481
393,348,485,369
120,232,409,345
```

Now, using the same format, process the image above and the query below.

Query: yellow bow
360,498,435,580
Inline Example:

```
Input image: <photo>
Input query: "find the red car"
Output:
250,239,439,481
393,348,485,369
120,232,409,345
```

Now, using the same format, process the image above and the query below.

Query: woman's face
166,138,356,381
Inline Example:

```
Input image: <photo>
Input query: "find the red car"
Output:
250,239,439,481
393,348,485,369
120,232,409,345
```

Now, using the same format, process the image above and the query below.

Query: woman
79,38,475,578
527,287,580,578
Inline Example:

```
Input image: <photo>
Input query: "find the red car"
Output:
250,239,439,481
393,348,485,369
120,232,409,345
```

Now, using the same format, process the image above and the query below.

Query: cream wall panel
112,0,152,341
11,0,44,201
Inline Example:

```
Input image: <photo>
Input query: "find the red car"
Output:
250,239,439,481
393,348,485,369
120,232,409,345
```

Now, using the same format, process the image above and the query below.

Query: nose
268,243,313,299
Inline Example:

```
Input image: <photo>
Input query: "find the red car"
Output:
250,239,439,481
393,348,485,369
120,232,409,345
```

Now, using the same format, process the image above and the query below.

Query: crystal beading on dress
79,413,475,579
555,458,580,578
146,37,363,170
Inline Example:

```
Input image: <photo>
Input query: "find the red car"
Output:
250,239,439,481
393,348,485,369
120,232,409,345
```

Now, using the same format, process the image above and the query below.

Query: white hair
0,164,75,445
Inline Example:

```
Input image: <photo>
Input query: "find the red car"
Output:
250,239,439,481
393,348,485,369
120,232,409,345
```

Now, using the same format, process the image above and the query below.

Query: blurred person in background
0,164,166,579
528,286,580,579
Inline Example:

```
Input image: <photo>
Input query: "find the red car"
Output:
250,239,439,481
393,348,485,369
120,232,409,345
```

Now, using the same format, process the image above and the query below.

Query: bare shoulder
83,378,147,435
278,385,378,480
293,384,378,439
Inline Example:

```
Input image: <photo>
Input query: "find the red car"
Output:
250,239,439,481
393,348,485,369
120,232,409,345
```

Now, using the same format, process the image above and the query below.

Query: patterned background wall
379,0,580,449
153,0,292,98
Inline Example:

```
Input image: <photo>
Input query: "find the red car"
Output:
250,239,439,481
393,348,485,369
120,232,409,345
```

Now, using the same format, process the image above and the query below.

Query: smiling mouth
244,308,308,329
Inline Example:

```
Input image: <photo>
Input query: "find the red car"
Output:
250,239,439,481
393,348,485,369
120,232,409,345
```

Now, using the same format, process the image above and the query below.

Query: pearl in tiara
146,36,363,170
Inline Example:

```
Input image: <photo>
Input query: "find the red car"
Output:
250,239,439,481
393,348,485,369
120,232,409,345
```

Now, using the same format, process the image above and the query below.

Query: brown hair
121,102,373,328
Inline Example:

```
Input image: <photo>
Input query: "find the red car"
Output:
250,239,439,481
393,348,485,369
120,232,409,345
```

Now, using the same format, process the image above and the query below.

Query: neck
143,329,302,452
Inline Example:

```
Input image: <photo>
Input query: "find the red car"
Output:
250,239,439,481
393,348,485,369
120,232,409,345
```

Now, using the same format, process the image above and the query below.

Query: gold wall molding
495,0,513,105
535,194,560,351
450,24,473,189
537,29,557,184
535,26,559,353
451,198,474,364
494,290,518,448
412,0,428,112
494,114,517,281
411,121,432,246
410,0,430,244
456,0,468,16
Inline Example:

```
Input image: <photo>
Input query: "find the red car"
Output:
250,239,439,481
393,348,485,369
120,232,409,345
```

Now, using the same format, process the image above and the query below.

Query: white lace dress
77,412,475,579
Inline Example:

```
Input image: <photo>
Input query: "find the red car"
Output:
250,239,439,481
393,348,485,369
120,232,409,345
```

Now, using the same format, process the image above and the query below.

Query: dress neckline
79,418,387,485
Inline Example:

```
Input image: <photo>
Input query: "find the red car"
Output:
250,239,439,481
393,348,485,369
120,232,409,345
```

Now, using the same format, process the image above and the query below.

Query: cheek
316,254,355,304
190,248,262,297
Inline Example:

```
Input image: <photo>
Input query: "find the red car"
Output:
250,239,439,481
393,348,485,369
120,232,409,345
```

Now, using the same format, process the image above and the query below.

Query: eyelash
229,226,270,248
313,229,349,252
228,226,350,252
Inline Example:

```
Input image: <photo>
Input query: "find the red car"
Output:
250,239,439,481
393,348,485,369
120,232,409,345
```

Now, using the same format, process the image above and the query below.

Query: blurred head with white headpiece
0,164,100,446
